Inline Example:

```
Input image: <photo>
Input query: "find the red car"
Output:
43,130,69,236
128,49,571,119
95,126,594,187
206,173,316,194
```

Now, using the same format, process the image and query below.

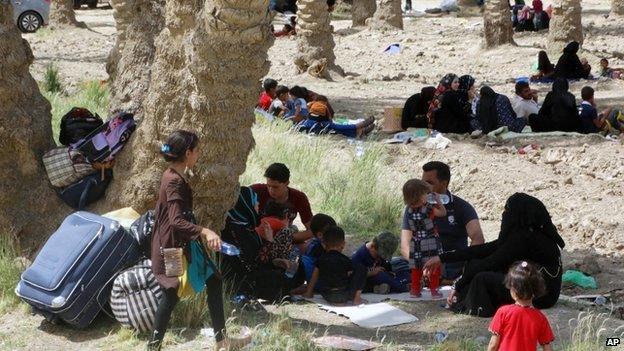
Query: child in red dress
488,261,555,351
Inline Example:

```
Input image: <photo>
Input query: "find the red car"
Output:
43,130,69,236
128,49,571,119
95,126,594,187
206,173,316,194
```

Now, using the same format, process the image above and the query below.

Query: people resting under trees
402,86,436,130
553,42,591,80
599,58,624,79
433,75,475,134
531,51,555,81
472,86,527,134
297,96,375,138
531,78,581,133
578,86,624,135
427,73,459,128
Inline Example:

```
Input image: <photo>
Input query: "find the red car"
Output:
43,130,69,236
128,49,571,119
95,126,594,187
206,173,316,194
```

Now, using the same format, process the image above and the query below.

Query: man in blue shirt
417,161,485,281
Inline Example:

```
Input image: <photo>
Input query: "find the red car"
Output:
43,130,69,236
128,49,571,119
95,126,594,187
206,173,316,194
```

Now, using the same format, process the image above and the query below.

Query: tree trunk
104,0,273,230
548,0,583,52
352,0,376,27
482,0,515,48
0,0,68,251
106,0,165,117
458,0,478,6
295,0,344,79
49,0,85,29
370,0,403,30
612,0,624,16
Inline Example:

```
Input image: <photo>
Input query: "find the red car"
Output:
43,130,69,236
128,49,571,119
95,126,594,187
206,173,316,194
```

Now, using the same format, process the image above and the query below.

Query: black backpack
59,107,104,146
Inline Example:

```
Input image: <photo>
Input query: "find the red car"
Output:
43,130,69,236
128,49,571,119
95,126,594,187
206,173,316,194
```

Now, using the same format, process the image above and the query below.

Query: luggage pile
15,210,160,331
43,108,136,210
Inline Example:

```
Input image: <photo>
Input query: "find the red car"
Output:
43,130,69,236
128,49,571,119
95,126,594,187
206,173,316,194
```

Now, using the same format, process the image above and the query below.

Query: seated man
420,161,484,282
512,81,540,120
251,163,313,244
257,78,278,111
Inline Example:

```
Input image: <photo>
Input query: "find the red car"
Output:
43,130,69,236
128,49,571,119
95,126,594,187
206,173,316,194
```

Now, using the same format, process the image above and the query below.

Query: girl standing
149,130,249,350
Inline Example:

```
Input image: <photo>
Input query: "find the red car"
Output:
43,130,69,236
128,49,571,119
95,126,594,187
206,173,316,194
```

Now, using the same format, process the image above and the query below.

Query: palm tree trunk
352,0,376,27
0,0,67,251
370,0,403,30
295,0,344,79
548,0,583,51
612,0,624,16
483,0,515,48
105,0,273,230
49,0,85,29
106,0,165,117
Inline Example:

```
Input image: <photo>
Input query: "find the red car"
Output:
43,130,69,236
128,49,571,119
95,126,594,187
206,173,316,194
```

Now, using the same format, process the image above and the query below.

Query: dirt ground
8,1,624,350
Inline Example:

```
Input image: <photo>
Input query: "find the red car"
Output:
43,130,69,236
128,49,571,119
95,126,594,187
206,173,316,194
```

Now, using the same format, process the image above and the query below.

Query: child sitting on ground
400,179,446,298
351,232,409,294
256,200,295,269
599,58,623,79
302,213,336,283
579,86,623,135
488,261,554,351
257,78,278,111
303,226,367,305
285,86,310,123
269,85,294,118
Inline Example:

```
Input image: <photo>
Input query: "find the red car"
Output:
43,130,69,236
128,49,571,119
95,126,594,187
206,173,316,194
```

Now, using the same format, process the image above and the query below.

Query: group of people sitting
512,0,551,32
402,42,624,136
532,42,593,81
257,78,375,138
150,129,565,350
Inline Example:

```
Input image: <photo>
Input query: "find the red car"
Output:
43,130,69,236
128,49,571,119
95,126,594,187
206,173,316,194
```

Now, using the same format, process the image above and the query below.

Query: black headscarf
537,51,555,75
402,86,436,129
227,186,260,229
537,78,579,132
554,41,587,79
458,75,475,92
476,86,499,133
440,73,458,90
499,193,565,249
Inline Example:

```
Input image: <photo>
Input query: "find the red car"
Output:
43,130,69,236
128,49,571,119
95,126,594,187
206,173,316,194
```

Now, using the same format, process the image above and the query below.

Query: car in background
74,0,109,9
11,0,50,33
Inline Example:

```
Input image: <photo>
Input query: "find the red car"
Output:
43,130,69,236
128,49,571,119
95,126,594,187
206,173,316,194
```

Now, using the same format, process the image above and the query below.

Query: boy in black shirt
303,226,367,305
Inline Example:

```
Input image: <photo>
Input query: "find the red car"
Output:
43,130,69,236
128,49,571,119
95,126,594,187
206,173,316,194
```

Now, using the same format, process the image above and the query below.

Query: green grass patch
43,63,62,94
0,235,22,314
243,118,404,240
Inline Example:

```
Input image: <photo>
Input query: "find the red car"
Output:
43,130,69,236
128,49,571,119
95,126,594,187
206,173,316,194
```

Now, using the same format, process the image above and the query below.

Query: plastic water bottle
594,296,607,306
285,247,300,278
355,141,365,159
427,193,450,205
220,242,240,256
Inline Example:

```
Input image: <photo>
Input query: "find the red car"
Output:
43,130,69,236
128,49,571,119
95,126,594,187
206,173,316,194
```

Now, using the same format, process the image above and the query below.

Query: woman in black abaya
424,193,565,317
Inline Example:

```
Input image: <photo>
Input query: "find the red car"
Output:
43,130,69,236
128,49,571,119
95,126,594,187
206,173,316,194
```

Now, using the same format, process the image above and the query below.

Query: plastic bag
440,0,458,11
562,270,597,289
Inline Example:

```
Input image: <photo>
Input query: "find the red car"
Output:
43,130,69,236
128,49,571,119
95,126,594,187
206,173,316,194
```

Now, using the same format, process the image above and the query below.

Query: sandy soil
8,1,624,349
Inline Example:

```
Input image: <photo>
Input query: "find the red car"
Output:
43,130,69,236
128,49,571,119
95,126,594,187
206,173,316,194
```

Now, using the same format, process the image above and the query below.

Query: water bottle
355,141,365,159
594,295,607,306
427,193,450,205
220,242,240,256
285,247,300,278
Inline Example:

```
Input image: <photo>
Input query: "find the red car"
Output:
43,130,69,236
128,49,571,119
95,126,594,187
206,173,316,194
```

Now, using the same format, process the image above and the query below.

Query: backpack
42,147,97,188
129,210,155,259
57,169,113,210
73,112,136,163
110,259,163,333
59,107,104,146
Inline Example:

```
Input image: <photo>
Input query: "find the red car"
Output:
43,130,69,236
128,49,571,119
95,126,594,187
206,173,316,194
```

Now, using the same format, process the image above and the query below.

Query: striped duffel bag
110,259,162,333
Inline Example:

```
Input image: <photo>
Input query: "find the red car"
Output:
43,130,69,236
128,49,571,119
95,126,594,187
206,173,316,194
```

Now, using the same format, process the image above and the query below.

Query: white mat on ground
312,302,417,328
306,286,451,305
486,126,607,141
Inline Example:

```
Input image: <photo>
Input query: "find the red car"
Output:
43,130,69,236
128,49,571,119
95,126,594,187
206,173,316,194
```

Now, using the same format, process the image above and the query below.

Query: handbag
43,147,96,188
159,210,197,278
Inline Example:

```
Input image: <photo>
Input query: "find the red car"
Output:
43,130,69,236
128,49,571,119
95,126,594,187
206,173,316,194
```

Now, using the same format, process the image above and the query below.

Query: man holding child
419,161,485,282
